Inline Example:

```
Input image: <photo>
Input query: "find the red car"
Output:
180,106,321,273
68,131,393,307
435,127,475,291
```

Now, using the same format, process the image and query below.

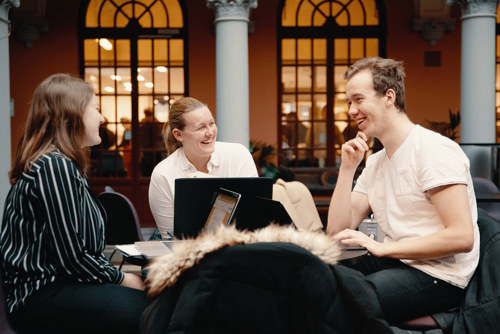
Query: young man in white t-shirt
327,57,480,322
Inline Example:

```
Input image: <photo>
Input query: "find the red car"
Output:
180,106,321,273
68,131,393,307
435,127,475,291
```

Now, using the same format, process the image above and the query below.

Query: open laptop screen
174,177,273,238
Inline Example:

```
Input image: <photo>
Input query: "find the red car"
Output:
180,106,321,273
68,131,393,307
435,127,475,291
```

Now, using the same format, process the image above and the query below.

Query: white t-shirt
149,141,258,238
354,125,480,288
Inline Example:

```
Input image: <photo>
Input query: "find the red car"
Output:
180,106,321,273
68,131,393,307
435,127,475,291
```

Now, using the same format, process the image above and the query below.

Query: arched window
78,0,187,182
278,0,386,168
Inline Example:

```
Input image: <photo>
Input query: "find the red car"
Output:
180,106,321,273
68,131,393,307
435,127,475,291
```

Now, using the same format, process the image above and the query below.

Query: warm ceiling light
104,86,114,92
156,66,167,72
137,75,145,81
111,75,122,81
99,38,113,50
145,82,154,88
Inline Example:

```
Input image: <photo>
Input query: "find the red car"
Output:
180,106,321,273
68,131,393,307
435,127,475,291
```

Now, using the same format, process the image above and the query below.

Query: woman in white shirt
149,97,258,238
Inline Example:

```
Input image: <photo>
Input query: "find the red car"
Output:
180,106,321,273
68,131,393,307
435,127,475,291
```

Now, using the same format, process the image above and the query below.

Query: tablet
204,188,241,233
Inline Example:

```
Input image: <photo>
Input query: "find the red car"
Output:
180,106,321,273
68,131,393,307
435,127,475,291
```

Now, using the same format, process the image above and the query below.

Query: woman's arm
149,170,174,238
37,155,124,284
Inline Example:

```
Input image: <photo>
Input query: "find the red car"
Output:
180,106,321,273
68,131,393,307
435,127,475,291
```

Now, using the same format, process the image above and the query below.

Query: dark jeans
10,281,148,334
341,256,465,322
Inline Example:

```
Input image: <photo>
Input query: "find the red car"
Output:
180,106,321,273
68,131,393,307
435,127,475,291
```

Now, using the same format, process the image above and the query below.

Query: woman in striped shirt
1,74,147,333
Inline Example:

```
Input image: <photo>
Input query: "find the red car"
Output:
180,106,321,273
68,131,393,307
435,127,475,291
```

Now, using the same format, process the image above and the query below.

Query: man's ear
385,89,396,106
172,128,183,142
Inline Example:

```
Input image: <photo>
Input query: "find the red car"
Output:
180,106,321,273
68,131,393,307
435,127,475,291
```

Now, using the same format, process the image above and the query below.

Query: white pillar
207,0,257,147
448,0,498,178
0,0,19,217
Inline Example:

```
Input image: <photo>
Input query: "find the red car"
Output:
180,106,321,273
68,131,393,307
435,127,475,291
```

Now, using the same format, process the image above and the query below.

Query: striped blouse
0,150,124,313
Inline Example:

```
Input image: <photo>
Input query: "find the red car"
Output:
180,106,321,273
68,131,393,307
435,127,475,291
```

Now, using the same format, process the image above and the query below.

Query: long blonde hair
9,74,94,184
163,97,208,155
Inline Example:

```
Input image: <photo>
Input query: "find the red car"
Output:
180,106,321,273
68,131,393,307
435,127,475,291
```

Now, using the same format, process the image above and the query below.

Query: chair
472,176,500,221
272,179,324,232
98,187,144,270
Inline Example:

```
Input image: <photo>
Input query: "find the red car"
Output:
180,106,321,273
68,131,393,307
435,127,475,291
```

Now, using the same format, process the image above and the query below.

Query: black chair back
98,190,143,245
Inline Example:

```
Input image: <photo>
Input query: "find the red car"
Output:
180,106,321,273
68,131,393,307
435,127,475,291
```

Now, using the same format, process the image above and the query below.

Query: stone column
206,0,257,147
0,0,19,216
448,0,498,178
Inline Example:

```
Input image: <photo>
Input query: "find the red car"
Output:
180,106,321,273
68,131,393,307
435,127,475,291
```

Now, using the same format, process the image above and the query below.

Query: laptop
254,196,295,228
174,177,273,238
130,188,242,258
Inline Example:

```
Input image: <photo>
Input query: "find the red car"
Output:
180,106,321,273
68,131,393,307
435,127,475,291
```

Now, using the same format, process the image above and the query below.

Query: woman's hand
121,272,146,291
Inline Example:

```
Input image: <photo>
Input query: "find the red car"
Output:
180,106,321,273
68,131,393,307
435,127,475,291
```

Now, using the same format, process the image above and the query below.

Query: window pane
297,39,311,63
154,39,168,63
139,96,155,121
115,9,129,28
85,67,100,93
298,66,312,91
313,95,327,118
100,68,116,94
138,4,153,28
333,2,349,26
170,68,184,93
138,68,153,94
335,39,348,63
116,40,131,65
281,0,299,26
138,40,153,65
116,67,131,94
313,101,327,120
313,39,326,64
117,96,132,127
100,39,115,65
350,38,364,61
154,67,169,93
366,38,379,57
314,66,326,91
165,0,183,27
297,1,314,26
282,39,296,63
365,0,379,25
154,96,170,122
298,94,312,121
334,66,348,92
170,40,184,64
312,121,327,147
282,94,297,114
84,39,99,66
101,96,116,124
347,1,364,26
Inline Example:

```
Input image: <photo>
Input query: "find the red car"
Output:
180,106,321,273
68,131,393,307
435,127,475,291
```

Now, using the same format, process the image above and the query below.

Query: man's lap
341,255,464,322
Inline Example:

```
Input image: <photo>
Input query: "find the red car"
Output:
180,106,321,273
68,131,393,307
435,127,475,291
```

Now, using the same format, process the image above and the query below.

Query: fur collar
146,224,341,296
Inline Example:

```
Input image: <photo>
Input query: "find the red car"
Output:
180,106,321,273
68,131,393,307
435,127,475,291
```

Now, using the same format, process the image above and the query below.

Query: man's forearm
326,167,357,234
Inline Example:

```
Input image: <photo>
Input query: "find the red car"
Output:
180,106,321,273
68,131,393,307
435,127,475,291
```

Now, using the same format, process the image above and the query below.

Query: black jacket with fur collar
142,226,392,334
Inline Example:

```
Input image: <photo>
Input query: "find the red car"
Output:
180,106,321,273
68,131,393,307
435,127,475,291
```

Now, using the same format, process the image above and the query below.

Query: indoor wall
8,0,464,226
